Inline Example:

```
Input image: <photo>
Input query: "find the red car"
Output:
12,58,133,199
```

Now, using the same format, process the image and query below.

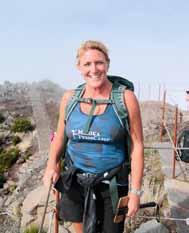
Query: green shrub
23,224,47,233
0,147,20,173
0,113,5,123
0,173,6,188
11,118,34,133
12,135,22,145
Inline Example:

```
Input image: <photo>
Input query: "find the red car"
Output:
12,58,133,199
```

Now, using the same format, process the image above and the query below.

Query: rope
134,215,189,225
163,121,188,178
145,146,189,150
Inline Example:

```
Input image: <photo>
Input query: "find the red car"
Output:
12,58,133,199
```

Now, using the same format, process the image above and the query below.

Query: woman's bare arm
124,89,144,217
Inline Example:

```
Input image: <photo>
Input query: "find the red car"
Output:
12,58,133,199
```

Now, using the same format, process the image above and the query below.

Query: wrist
129,188,143,197
47,160,59,169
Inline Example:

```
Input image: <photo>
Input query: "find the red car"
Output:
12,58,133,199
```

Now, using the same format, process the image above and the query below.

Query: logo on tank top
71,129,110,142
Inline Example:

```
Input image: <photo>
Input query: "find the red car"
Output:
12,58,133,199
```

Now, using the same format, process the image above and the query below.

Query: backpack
63,75,134,171
58,75,134,214
177,129,189,163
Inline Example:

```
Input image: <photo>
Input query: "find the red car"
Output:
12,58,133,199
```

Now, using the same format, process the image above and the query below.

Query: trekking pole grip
139,202,157,209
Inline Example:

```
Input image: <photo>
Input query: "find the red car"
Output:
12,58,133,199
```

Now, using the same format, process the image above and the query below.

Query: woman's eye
96,61,104,65
84,62,90,67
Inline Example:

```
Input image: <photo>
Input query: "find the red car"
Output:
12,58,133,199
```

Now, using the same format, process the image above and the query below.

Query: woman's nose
90,63,97,73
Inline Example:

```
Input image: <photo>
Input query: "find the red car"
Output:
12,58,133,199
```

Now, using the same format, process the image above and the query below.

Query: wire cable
135,215,189,225
163,121,188,178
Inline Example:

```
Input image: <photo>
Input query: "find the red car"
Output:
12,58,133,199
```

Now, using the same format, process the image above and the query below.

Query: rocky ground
0,142,175,233
130,148,177,233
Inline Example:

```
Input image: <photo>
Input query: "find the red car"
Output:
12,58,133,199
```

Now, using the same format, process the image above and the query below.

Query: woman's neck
84,80,112,99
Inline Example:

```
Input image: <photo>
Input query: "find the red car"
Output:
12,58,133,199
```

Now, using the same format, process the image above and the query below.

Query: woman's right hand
43,163,60,188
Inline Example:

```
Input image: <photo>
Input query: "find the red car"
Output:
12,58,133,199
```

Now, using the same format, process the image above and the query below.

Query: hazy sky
0,0,189,109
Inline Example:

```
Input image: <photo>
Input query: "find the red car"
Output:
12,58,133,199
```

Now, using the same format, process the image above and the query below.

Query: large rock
20,185,76,232
134,219,169,233
164,179,189,233
21,185,54,228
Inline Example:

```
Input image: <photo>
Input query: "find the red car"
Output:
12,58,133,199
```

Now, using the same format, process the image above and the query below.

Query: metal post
160,90,166,142
172,105,178,179
179,111,183,124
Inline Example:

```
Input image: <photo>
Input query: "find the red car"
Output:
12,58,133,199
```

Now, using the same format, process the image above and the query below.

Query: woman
43,40,144,233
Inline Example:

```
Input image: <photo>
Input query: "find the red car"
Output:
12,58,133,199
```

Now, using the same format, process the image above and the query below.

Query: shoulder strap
64,82,113,133
111,83,128,128
109,76,132,132
64,84,85,123
61,85,85,160
65,75,133,124
109,76,134,172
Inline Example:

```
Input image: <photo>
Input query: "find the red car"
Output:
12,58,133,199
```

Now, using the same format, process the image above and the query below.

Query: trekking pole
38,179,53,233
54,190,60,233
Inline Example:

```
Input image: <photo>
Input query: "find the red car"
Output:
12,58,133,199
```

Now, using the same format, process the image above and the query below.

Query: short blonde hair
76,40,110,65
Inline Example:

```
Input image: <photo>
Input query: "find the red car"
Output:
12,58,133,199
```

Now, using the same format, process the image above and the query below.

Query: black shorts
57,180,128,233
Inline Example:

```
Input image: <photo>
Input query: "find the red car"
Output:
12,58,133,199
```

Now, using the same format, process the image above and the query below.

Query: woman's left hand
127,193,140,217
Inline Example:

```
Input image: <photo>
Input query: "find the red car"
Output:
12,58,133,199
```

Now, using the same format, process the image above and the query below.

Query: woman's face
77,49,109,88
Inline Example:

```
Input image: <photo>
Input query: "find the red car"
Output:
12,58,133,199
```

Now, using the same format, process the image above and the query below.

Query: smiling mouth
89,74,102,79
90,76,100,79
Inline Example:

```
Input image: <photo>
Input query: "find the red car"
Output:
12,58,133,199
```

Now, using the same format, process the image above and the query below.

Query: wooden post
172,105,178,179
160,90,166,142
